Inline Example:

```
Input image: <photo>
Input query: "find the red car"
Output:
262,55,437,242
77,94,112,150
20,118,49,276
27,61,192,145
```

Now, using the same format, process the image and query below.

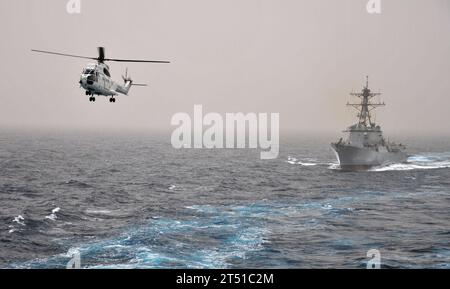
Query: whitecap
45,207,61,221
13,215,25,226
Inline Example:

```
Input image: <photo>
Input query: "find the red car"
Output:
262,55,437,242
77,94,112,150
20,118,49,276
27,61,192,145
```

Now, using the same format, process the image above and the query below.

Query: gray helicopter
32,47,169,103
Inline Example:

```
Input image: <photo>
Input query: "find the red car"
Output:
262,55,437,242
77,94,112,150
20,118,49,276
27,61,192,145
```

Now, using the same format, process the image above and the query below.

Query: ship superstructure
331,77,407,169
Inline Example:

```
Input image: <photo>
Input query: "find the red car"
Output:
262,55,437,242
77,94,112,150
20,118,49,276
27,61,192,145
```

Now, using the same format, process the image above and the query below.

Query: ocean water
0,131,449,269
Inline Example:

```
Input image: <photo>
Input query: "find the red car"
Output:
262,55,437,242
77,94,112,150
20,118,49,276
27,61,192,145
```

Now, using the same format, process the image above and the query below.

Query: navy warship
331,77,407,170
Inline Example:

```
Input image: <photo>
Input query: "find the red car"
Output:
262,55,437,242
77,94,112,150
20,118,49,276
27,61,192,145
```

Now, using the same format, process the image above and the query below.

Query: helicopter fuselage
79,63,131,98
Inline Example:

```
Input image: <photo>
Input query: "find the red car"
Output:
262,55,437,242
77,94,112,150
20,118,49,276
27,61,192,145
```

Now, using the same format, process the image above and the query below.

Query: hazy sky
0,0,449,135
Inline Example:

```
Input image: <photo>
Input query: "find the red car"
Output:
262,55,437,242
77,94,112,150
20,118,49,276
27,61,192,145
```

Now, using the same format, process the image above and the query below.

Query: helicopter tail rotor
122,67,131,83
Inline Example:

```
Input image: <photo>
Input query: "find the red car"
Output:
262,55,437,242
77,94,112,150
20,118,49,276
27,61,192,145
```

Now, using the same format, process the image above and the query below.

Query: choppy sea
0,130,449,268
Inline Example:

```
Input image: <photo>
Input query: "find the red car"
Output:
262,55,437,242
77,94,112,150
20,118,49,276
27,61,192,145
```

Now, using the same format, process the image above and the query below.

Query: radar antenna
346,76,385,127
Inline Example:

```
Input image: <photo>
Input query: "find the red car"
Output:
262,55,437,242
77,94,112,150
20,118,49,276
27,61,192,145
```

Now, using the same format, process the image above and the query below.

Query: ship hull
331,144,407,170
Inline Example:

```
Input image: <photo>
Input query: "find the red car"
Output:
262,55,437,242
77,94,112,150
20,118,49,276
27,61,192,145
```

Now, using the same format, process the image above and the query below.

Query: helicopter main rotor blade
31,49,97,61
104,58,170,63
32,48,170,64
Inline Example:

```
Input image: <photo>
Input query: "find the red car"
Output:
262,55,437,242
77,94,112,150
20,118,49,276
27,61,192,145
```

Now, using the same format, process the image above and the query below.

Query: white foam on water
13,215,25,226
186,205,219,214
45,207,60,221
299,162,317,166
322,204,333,210
9,216,25,233
103,244,128,249
71,204,272,269
326,152,450,172
371,153,450,172
286,156,318,166
328,163,340,170
85,209,113,215
15,198,364,269
61,247,81,258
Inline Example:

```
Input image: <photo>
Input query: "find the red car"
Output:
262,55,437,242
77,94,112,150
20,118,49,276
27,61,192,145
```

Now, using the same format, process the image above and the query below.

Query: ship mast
347,76,385,127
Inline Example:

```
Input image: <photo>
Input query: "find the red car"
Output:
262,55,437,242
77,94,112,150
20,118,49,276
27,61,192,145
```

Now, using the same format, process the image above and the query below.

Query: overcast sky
0,0,449,135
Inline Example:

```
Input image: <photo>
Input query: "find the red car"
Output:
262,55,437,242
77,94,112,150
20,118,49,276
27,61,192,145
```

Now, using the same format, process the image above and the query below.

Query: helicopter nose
80,76,88,86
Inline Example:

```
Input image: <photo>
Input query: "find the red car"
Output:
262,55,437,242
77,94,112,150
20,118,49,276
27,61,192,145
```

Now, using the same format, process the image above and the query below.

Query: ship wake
371,152,450,172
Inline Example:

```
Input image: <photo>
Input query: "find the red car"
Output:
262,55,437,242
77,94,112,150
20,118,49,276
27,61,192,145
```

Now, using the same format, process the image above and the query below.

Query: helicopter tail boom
117,68,147,95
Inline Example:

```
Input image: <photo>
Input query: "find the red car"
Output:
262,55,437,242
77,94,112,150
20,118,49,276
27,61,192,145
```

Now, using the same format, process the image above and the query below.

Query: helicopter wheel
110,97,116,103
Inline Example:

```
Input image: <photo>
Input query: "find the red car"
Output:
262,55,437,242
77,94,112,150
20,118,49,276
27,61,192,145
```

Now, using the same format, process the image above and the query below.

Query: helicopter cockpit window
103,68,111,77
83,69,94,75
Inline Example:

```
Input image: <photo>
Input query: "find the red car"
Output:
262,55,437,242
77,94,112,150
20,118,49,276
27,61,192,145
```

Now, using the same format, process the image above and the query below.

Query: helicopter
31,47,169,103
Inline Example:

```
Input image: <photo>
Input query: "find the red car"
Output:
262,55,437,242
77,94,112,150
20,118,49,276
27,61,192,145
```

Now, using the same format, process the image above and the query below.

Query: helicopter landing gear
89,96,96,102
109,97,116,103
